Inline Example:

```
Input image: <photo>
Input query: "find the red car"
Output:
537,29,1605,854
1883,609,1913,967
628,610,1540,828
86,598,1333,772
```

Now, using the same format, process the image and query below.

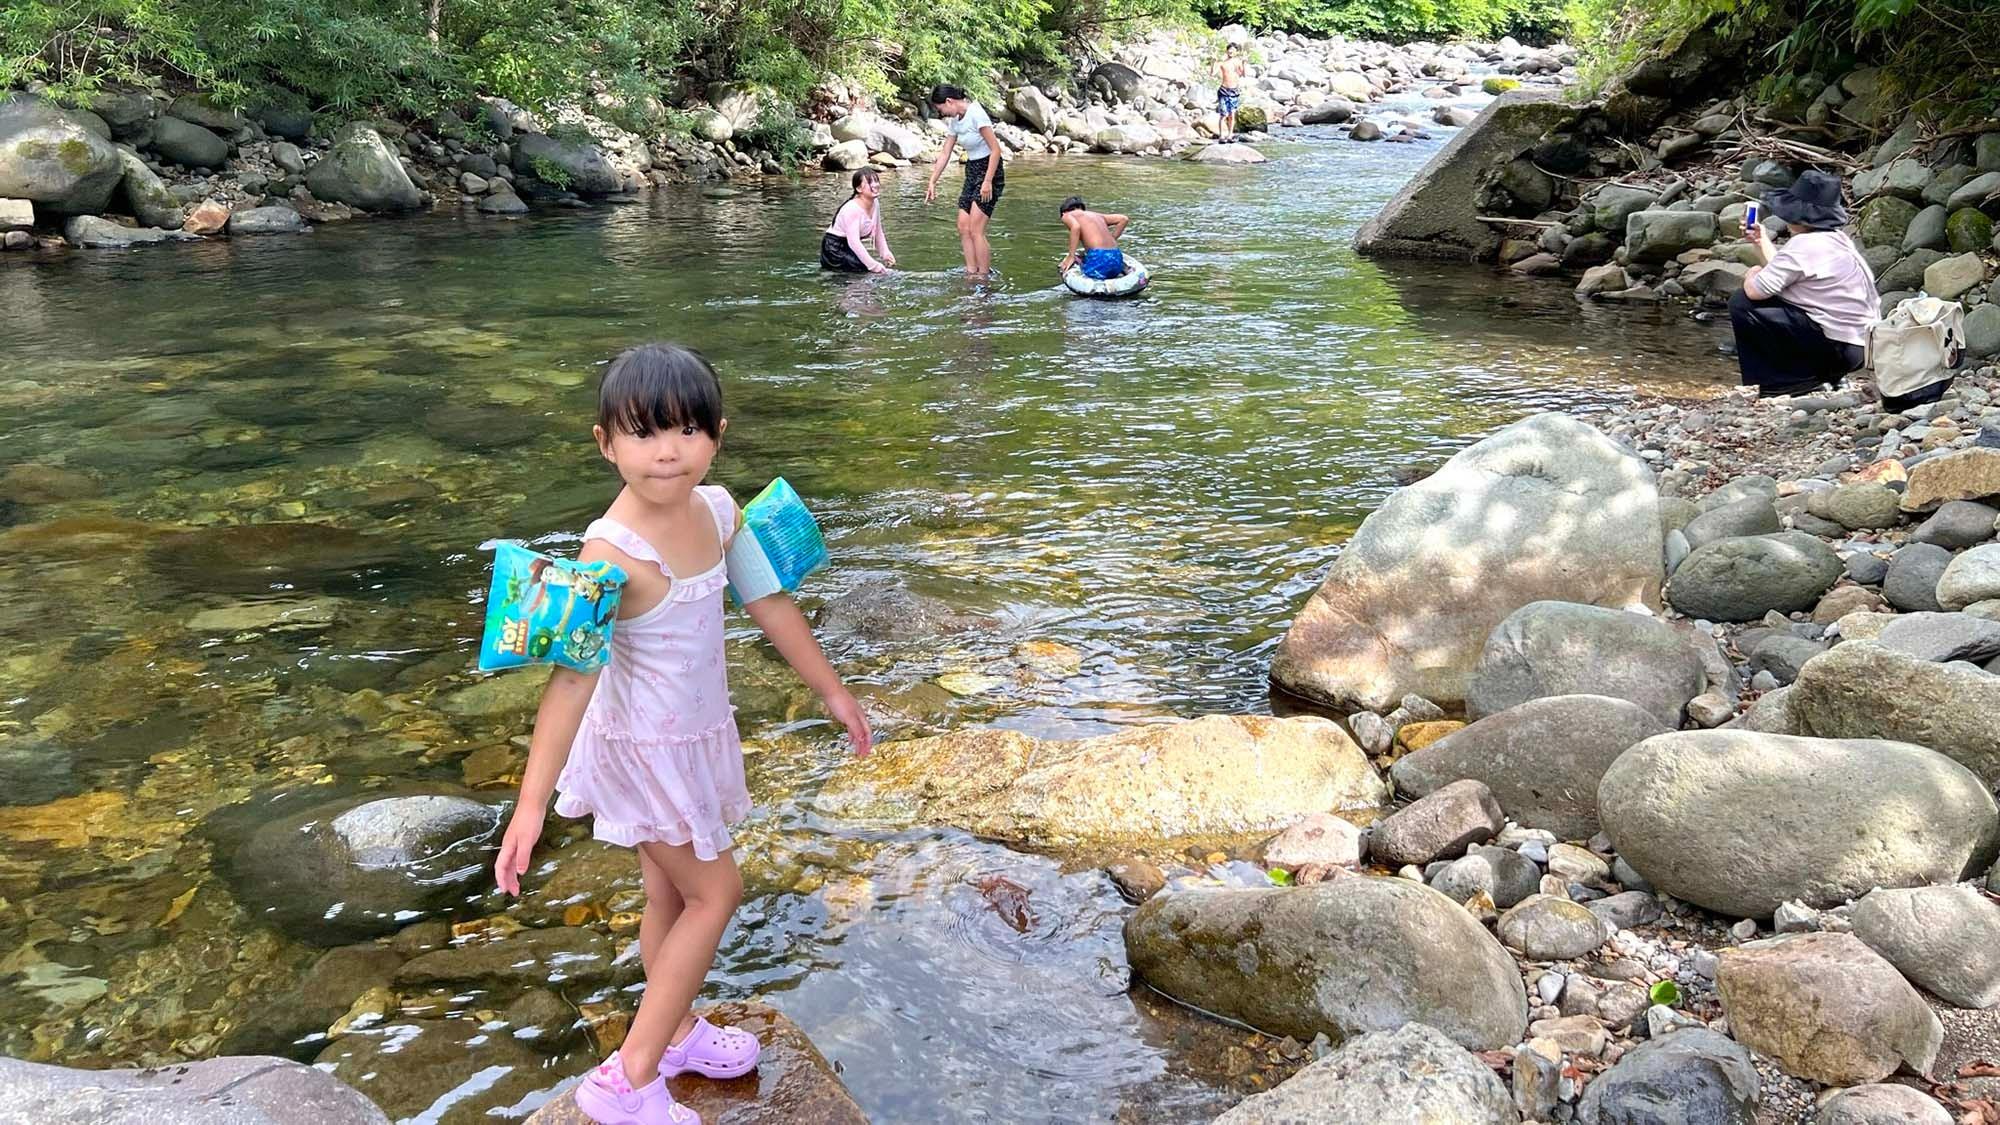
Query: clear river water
0,107,1732,1123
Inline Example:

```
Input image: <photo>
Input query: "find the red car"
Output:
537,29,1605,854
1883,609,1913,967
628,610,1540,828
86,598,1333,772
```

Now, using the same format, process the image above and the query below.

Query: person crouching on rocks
924,83,1004,279
1731,169,1876,399
821,167,896,274
1057,196,1130,281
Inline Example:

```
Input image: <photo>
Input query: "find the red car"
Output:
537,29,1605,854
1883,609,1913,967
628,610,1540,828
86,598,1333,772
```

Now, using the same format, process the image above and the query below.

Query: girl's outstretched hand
494,803,545,896
827,688,874,757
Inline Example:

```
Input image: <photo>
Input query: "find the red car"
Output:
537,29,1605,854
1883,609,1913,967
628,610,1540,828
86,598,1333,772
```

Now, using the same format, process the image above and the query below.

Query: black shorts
819,231,868,272
958,156,1004,216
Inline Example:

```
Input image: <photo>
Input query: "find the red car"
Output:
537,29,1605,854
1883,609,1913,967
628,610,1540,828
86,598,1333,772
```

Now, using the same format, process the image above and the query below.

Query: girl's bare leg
636,844,694,1044
619,842,742,1088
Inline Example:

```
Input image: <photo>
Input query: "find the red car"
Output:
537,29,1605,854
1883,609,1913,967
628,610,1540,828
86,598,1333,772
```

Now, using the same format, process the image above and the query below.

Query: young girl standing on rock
494,342,872,1125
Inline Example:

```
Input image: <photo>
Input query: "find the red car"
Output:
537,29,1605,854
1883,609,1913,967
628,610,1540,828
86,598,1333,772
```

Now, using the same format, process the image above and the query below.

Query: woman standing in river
924,83,1005,279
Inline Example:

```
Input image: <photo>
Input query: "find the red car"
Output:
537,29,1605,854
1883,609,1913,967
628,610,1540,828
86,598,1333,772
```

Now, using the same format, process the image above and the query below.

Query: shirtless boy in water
1216,44,1244,140
1057,197,1131,280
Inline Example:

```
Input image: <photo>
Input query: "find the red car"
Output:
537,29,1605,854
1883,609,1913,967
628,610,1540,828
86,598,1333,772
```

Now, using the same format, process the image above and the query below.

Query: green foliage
739,103,813,165
1568,0,2000,121
1195,0,1570,43
528,154,574,188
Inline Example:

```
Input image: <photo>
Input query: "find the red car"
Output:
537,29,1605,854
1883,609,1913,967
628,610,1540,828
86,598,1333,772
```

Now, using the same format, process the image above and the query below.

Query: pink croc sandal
574,1057,700,1125
660,1017,761,1080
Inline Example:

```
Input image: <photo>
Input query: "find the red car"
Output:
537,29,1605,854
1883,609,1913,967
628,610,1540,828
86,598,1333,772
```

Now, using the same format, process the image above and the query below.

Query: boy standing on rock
1216,45,1244,140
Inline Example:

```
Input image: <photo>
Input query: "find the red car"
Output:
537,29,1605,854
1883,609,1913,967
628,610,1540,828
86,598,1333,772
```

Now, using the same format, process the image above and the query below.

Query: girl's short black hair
1060,196,1086,215
851,166,882,191
597,343,724,440
929,83,967,107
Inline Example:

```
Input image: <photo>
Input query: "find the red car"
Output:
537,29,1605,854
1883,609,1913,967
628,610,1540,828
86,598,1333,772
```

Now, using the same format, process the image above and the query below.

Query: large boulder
305,125,423,211
1090,62,1144,102
1575,1028,1758,1125
815,715,1387,848
1626,209,1720,265
1717,932,1942,1085
1465,601,1703,727
149,116,228,168
1009,87,1058,135
1665,532,1842,621
228,793,502,942
511,132,620,196
1391,695,1670,839
114,146,185,229
0,1055,388,1124
1124,878,1528,1048
1788,641,2000,785
524,1001,866,1125
1212,1022,1518,1124
1355,90,1578,260
0,94,123,214
1271,413,1661,714
1598,730,1999,917
1848,883,2000,1008
1092,123,1161,154
823,139,869,171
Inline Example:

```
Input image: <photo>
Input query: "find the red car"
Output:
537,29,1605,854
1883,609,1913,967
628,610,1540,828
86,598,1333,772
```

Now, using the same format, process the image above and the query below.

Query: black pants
820,231,868,273
1729,290,1864,398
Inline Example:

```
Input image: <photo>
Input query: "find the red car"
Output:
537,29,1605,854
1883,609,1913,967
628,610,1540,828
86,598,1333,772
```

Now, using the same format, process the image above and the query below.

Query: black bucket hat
1763,169,1850,229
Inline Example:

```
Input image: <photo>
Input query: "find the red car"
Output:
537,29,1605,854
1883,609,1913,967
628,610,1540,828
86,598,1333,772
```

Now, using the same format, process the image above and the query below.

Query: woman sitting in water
1731,170,1876,400
820,167,896,274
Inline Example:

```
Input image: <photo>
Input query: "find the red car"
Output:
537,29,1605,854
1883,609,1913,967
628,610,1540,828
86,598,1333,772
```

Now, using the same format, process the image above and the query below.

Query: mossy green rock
0,94,122,214
1946,207,1995,253
1856,195,1921,248
114,146,185,229
1482,77,1521,96
306,125,423,211
1234,105,1268,131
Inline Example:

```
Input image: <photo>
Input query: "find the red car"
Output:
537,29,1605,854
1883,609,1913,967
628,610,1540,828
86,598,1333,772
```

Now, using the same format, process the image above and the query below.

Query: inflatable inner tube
1062,256,1149,299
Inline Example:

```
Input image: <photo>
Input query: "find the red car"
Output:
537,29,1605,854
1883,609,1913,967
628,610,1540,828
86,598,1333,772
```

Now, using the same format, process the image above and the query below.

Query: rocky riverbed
0,27,1573,255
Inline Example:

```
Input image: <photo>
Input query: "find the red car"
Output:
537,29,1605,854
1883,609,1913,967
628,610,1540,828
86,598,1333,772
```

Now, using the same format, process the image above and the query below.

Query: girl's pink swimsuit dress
554,485,750,859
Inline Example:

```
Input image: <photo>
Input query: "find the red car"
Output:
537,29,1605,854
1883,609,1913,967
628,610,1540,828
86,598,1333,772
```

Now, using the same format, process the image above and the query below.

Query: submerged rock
1717,932,1942,1085
1124,877,1528,1049
525,1002,866,1125
0,1055,388,1124
816,714,1387,848
393,924,618,994
229,793,502,942
812,584,994,642
1212,1022,1518,1124
317,1017,574,1123
147,522,409,594
1392,695,1669,839
1271,413,1662,714
1598,730,1999,917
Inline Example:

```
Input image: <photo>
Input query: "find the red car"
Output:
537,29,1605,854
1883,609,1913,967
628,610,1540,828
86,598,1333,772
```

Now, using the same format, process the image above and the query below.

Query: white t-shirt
950,101,995,161
1756,230,1878,346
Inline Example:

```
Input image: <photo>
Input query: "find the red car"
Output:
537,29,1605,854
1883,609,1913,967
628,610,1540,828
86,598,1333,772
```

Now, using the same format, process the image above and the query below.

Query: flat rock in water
393,925,618,993
0,1054,389,1124
1848,883,2000,1009
1575,1028,1757,1125
526,1002,866,1125
228,793,502,942
1598,730,1999,917
1717,932,1942,1086
813,584,993,641
147,522,407,593
1124,877,1528,1049
1211,1022,1518,1124
1465,601,1704,728
816,714,1388,848
1271,413,1662,713
1788,641,2000,786
1189,142,1267,163
317,1017,578,1123
1368,779,1503,866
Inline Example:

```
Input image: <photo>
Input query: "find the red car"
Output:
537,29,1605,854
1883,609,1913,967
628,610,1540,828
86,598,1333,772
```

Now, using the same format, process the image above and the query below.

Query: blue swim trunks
1080,247,1126,280
1217,87,1241,115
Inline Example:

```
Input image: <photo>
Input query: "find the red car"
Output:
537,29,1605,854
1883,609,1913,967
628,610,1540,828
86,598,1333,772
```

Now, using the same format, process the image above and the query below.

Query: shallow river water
0,109,1732,1123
